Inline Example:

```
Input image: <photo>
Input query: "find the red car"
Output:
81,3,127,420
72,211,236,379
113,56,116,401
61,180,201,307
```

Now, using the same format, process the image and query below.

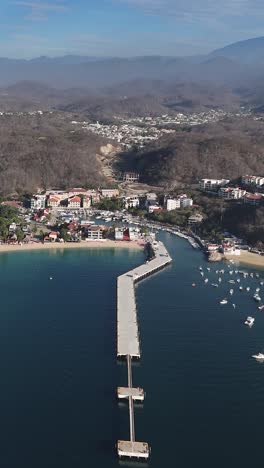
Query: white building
219,187,246,200
242,175,264,188
167,199,181,211
30,195,46,210
101,189,119,198
87,226,104,240
180,197,193,208
48,196,61,208
123,172,139,182
199,179,230,191
68,196,81,209
124,196,140,209
83,197,91,208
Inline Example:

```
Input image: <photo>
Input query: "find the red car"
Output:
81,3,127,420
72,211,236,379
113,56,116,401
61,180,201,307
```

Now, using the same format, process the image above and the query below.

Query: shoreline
223,251,264,268
0,240,144,254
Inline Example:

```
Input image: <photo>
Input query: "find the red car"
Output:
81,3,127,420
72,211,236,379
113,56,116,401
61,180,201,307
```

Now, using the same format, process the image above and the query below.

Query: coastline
224,251,264,268
0,240,144,254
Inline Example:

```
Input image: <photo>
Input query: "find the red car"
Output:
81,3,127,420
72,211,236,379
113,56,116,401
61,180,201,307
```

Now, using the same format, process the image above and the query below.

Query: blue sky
1,0,264,58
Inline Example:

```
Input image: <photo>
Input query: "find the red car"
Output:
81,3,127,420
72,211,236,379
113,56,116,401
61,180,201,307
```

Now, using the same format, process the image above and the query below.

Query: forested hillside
0,113,107,194
122,118,264,186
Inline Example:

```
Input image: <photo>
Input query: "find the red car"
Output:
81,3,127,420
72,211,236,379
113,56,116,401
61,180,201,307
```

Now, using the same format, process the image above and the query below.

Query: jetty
117,241,172,460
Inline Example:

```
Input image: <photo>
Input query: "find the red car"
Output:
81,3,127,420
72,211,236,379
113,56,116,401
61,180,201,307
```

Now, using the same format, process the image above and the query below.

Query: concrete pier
117,241,172,460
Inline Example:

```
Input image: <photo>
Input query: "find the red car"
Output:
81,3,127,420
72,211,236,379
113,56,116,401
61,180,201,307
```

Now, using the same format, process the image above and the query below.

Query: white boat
230,289,234,295
239,286,243,291
207,267,211,271
254,294,262,302
260,282,264,286
246,287,250,292
256,288,260,292
199,266,203,271
258,305,264,311
201,272,204,277
229,280,235,284
220,299,228,305
252,353,264,361
237,279,240,283
211,283,219,288
218,278,222,283
204,278,209,283
232,304,236,309
245,316,255,326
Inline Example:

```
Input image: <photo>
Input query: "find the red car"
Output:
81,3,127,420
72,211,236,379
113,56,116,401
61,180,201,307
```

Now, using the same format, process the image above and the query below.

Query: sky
1,0,264,58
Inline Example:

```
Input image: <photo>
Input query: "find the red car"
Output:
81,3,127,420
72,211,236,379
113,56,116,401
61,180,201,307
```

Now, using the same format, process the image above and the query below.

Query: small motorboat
230,289,234,295
211,283,219,288
246,287,250,292
232,304,236,309
252,353,264,361
204,278,209,284
239,286,243,291
229,280,235,284
245,316,255,327
220,299,228,305
218,278,222,283
258,305,264,311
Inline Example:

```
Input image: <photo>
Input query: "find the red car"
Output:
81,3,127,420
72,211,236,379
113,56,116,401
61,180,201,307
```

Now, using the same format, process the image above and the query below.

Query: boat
256,288,260,292
211,283,219,288
199,266,203,271
239,286,243,291
232,304,236,309
200,272,204,277
245,316,255,327
254,294,262,302
192,283,196,287
237,279,240,283
229,280,235,284
230,289,234,295
252,353,264,361
218,278,222,283
258,305,264,310
204,278,209,283
207,267,211,271
260,282,264,286
220,299,228,305
246,287,250,292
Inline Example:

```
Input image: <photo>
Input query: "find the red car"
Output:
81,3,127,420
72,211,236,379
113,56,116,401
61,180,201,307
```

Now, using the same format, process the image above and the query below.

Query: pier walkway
117,241,172,460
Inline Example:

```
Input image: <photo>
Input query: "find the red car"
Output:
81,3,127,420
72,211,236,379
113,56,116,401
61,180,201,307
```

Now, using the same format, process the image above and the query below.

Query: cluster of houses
30,188,120,210
200,177,264,206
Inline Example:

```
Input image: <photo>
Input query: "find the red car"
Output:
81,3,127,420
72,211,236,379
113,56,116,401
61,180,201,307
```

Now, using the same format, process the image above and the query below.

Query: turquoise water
0,238,264,467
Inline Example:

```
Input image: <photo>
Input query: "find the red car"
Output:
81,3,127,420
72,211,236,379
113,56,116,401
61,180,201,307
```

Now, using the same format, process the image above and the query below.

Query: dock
117,241,172,460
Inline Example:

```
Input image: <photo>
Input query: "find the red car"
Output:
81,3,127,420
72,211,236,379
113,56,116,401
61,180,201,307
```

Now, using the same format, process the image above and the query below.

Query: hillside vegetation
0,113,107,194
122,118,264,186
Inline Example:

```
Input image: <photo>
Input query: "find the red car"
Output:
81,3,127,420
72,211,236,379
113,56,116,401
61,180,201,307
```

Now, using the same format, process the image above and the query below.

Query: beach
224,250,264,268
0,240,144,254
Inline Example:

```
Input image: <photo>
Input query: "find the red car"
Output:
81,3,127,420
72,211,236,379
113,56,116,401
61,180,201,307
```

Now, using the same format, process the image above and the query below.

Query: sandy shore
224,251,264,268
0,240,144,254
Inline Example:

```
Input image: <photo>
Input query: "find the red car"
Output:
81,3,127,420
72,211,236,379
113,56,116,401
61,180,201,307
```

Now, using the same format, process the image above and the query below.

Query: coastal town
71,107,251,148
0,169,262,267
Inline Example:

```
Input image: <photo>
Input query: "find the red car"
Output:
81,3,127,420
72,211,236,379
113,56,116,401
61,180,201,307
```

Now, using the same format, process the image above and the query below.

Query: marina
117,241,172,459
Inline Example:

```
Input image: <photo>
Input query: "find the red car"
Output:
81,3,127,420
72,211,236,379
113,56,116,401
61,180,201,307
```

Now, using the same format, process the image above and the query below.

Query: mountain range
1,36,264,90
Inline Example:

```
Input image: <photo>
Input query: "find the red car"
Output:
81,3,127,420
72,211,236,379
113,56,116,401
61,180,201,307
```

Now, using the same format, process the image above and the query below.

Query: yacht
245,316,255,327
220,299,228,305
258,305,264,311
230,289,234,295
252,353,264,361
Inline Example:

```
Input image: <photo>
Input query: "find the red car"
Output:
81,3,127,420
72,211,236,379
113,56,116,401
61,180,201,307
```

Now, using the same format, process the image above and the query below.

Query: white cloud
118,0,264,22
14,1,68,21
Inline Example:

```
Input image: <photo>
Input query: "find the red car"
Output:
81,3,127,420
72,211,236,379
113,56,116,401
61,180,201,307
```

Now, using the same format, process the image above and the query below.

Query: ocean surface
1,235,264,468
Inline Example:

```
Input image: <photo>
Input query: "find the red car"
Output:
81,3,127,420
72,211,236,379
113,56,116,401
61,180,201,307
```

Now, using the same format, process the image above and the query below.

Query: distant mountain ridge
0,36,263,88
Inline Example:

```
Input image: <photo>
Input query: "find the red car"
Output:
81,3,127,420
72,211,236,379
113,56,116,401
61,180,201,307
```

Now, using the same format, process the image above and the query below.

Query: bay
0,235,264,467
